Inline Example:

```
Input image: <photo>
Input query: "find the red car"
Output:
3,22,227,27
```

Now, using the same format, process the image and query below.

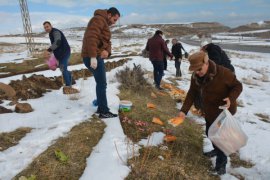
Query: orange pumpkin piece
147,103,156,109
164,135,177,142
152,117,164,125
176,89,185,94
168,117,184,127
151,92,157,99
162,83,173,89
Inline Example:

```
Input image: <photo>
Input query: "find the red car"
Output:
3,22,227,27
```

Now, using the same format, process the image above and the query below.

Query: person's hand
101,50,109,59
178,111,186,120
91,57,97,69
44,50,51,58
223,97,231,109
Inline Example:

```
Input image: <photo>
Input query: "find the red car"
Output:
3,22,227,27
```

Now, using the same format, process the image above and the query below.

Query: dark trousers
175,59,182,77
59,53,72,86
206,124,227,169
151,61,164,87
83,57,109,113
163,58,167,70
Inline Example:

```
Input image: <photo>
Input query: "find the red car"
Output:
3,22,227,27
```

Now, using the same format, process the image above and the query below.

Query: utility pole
19,0,35,55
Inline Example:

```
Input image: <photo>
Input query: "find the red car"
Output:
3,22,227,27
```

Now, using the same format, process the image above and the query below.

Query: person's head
188,51,209,77
155,30,163,37
200,40,210,52
107,7,120,26
172,38,178,45
165,39,170,44
43,21,52,33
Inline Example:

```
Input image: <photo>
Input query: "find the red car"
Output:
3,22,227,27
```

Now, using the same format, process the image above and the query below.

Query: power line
19,0,35,55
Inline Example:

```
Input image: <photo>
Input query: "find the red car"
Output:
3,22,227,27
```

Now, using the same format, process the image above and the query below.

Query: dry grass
230,153,254,169
116,64,151,93
0,127,32,151
255,113,270,123
117,66,218,179
15,116,106,180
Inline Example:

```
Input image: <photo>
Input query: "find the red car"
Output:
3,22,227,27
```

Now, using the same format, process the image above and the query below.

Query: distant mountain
230,20,270,32
109,22,230,38
0,22,240,38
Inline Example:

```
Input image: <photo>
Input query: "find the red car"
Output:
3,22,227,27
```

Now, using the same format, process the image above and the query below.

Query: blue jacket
49,28,70,60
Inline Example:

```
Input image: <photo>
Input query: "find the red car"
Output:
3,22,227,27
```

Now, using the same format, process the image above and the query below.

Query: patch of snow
138,132,165,147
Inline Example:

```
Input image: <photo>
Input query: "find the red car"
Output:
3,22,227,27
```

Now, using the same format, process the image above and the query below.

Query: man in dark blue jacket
43,21,78,94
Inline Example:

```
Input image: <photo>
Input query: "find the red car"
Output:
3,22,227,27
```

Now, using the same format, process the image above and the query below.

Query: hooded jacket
82,9,112,58
146,34,173,61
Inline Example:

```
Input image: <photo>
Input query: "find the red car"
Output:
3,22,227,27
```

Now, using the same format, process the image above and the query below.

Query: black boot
215,150,227,175
155,85,164,91
216,165,226,175
203,149,218,158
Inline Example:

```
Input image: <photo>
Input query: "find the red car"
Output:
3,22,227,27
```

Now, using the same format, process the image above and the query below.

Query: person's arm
106,40,112,57
225,70,243,102
48,31,61,52
86,16,104,58
145,40,149,51
180,77,197,114
180,43,186,52
162,40,173,58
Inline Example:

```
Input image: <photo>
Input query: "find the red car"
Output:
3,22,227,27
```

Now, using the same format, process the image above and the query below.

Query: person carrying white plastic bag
208,106,248,156
178,51,243,175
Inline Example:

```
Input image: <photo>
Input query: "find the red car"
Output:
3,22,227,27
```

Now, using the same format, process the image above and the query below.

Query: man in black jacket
43,21,78,94
171,39,186,77
201,40,235,72
163,39,170,71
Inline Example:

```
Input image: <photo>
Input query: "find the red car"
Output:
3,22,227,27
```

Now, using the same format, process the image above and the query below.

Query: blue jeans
59,53,72,86
175,59,182,77
83,57,109,113
151,61,164,87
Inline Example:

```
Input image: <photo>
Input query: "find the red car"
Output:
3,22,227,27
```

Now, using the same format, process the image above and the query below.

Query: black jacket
49,28,70,60
206,43,235,72
172,43,185,60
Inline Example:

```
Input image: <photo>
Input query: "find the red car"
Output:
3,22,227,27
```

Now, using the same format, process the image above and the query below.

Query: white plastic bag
208,108,248,156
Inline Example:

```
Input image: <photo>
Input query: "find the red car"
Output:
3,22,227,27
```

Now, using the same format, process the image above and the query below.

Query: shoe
155,85,164,91
63,86,79,94
215,166,226,175
95,109,101,115
203,149,218,158
99,111,118,118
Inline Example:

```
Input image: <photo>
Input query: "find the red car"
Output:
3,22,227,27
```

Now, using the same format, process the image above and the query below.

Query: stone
15,103,33,113
0,83,16,98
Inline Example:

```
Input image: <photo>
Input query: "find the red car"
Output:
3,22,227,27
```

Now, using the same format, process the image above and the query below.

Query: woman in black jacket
201,41,235,72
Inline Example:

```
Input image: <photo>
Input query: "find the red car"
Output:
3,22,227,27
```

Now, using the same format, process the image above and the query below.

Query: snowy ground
1,31,270,179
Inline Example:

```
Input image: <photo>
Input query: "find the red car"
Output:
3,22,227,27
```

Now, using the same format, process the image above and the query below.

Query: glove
90,57,97,69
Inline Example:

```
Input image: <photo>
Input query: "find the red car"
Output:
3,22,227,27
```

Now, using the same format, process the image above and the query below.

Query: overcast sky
0,0,269,34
